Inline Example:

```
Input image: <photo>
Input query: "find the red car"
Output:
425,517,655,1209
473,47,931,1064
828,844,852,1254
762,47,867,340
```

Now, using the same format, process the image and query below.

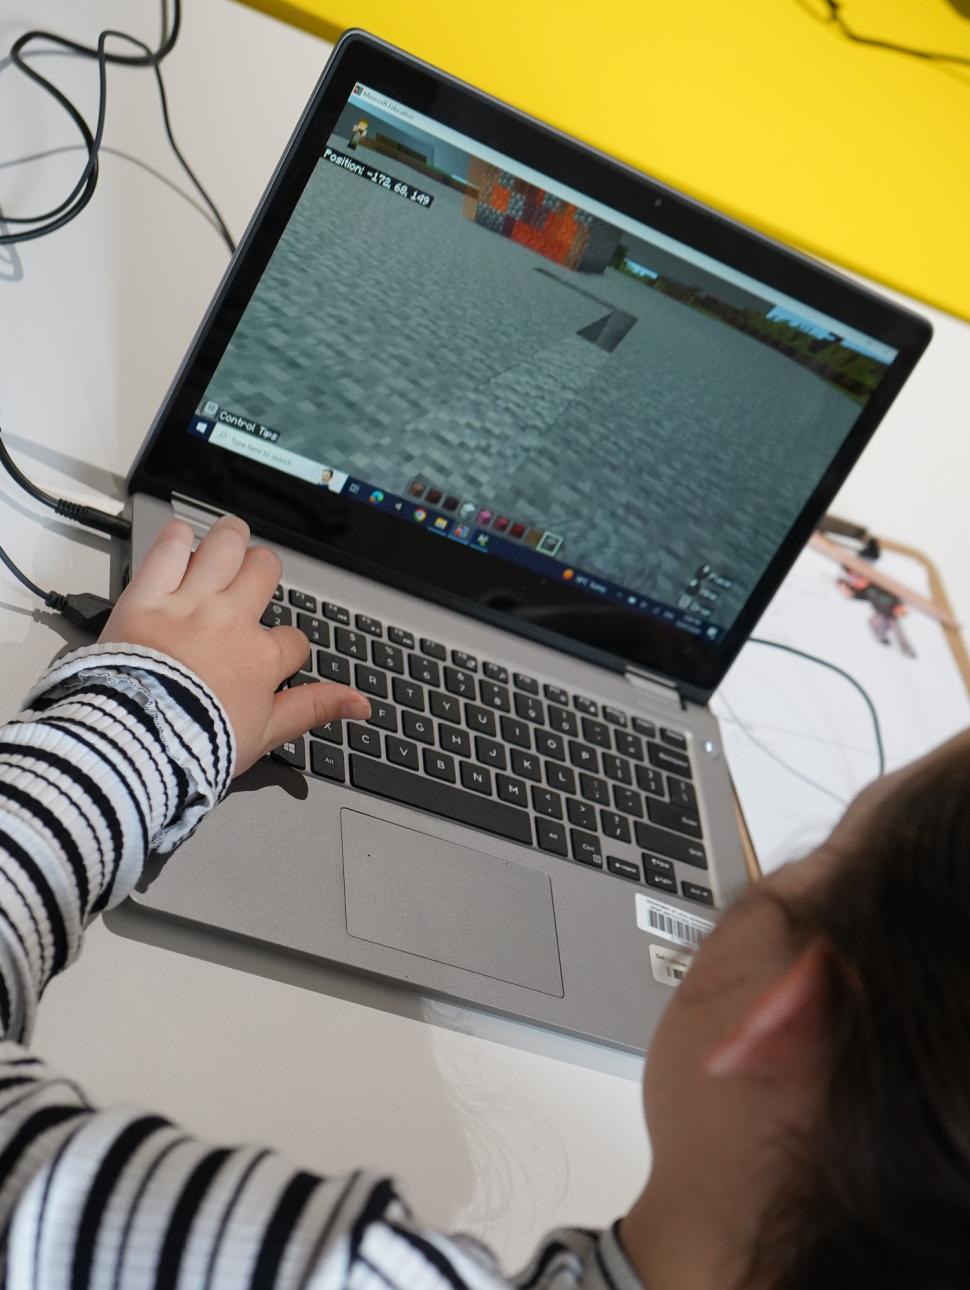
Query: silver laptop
119,32,930,1053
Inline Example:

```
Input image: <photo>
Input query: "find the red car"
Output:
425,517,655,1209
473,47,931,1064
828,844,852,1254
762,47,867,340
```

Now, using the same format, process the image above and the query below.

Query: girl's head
636,730,970,1289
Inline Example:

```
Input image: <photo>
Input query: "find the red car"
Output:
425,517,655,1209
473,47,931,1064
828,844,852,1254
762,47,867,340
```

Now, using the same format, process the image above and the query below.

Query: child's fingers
229,543,283,615
126,519,194,598
267,625,313,683
263,683,371,754
179,515,251,597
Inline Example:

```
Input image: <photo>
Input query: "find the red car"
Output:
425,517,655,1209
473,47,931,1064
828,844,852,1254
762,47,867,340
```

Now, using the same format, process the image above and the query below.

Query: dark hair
743,741,970,1290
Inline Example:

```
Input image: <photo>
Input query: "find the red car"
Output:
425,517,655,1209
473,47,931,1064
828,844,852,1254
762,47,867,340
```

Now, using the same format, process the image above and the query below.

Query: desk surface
1,0,969,1268
237,0,970,323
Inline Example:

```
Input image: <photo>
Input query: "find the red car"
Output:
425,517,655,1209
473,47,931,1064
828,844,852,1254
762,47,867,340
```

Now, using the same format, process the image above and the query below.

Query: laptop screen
184,80,898,649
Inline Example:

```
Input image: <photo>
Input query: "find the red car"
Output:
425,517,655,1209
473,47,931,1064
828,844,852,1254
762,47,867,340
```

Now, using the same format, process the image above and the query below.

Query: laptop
120,31,930,1054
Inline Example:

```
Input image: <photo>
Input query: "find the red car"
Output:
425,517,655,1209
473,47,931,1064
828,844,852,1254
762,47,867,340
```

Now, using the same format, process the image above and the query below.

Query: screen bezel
129,31,932,703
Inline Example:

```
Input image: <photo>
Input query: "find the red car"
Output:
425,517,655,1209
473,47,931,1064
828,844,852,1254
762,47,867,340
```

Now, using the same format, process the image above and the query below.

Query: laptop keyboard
263,584,714,909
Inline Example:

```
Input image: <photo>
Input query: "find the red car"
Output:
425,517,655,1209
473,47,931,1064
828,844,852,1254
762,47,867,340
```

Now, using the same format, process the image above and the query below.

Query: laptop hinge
624,665,685,711
171,493,231,532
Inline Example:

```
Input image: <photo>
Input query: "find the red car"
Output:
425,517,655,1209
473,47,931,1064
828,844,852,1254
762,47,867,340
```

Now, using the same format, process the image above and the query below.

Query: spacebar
350,755,533,846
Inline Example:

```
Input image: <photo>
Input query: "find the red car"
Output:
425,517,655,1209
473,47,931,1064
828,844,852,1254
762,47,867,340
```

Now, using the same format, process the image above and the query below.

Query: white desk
2,0,969,1268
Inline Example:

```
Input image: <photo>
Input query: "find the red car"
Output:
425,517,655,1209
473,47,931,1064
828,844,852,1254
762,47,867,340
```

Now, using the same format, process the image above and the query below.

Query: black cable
1,1,235,252
748,636,885,777
0,538,114,633
0,422,131,540
814,0,970,69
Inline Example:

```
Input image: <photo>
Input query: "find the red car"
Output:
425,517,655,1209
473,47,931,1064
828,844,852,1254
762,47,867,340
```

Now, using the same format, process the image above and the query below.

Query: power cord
1,0,235,251
0,422,129,634
748,636,885,776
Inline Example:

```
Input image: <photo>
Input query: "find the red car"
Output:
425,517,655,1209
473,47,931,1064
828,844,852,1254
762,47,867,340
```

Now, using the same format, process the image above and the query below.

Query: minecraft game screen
190,83,898,640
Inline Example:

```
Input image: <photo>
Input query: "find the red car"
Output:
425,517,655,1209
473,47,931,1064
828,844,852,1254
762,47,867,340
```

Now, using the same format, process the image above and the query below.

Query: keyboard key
636,765,665,798
661,727,688,749
460,761,492,795
451,649,478,672
568,741,599,773
602,753,632,785
536,818,568,856
423,748,456,783
614,730,643,761
646,869,677,893
613,785,642,818
288,589,317,612
420,638,447,661
347,723,381,757
465,703,496,736
496,774,528,808
567,798,597,831
535,730,566,762
261,603,292,629
272,584,283,602
444,667,475,698
312,720,343,745
479,679,511,712
409,654,441,687
430,691,461,724
643,852,674,875
272,737,305,769
350,756,532,845
607,855,641,882
354,665,388,699
388,625,414,648
392,677,425,711
287,672,315,687
648,742,692,778
546,762,576,795
475,735,507,770
297,614,330,647
386,736,419,771
531,786,563,820
581,717,610,749
514,693,544,725
600,810,631,843
372,642,404,674
317,652,351,685
573,694,598,715
602,705,627,727
646,798,703,839
439,725,471,758
511,749,541,782
323,602,350,625
335,627,367,660
355,613,383,637
514,672,539,695
483,661,509,683
547,705,578,737
682,880,714,906
543,683,569,706
632,717,657,738
500,716,531,749
635,822,707,868
579,773,609,805
309,740,345,781
570,829,604,868
402,711,434,744
367,701,398,732
668,775,698,811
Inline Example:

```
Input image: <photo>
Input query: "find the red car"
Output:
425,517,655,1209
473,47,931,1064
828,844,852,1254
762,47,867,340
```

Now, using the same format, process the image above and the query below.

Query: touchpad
341,810,563,997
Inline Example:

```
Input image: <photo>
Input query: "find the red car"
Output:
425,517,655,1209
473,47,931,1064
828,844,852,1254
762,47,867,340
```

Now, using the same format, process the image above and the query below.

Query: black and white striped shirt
0,643,642,1290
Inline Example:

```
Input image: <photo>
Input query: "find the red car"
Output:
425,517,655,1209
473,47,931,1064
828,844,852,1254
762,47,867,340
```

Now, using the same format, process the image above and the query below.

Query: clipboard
728,539,970,882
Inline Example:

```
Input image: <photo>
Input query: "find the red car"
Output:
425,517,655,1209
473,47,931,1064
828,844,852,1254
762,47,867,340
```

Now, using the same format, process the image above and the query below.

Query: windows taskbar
342,477,728,645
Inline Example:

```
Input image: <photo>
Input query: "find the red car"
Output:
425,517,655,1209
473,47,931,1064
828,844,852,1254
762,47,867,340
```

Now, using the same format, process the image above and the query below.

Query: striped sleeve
0,645,637,1290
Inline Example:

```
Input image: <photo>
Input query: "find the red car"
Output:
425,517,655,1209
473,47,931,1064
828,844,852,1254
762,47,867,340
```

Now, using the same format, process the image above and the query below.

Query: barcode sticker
636,892,714,951
649,942,694,988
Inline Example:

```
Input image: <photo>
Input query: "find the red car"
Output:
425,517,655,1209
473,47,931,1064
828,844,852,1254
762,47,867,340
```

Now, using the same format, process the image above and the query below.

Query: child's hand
99,515,371,774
